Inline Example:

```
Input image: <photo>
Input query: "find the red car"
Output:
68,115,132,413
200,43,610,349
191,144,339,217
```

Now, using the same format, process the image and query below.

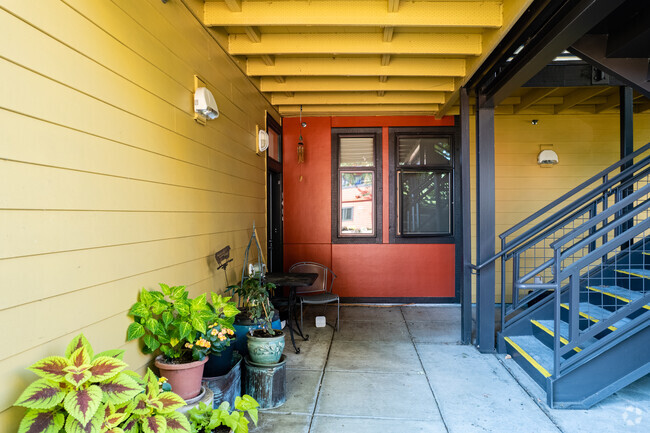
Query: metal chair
288,262,339,331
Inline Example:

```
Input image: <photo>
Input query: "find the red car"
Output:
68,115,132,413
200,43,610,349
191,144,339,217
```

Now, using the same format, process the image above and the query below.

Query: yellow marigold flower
227,329,234,335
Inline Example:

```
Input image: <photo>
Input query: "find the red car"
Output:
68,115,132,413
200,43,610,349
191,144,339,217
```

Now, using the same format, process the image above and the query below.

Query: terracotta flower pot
154,355,208,400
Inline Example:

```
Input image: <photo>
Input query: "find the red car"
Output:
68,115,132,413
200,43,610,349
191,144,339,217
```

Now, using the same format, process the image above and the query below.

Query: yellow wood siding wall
0,0,277,429
470,113,650,302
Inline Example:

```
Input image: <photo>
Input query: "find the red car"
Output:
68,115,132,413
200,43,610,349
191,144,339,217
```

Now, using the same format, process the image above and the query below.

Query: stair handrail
500,142,650,247
470,144,650,272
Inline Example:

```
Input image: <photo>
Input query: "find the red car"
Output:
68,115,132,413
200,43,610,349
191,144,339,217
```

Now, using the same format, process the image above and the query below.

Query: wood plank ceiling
202,0,650,117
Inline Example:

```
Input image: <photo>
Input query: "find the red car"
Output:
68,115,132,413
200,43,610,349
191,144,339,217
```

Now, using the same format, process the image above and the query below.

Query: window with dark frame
396,135,453,237
332,128,382,243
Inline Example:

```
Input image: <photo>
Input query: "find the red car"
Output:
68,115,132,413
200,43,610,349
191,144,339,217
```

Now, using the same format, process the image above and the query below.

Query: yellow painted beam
222,0,242,13
635,101,650,113
205,1,502,27
259,76,455,92
513,88,557,114
596,91,619,113
555,87,610,114
260,54,275,66
229,33,482,55
247,56,466,77
272,91,446,105
381,54,391,66
379,75,388,83
388,0,400,13
436,0,535,118
383,27,394,42
244,26,261,43
279,104,440,116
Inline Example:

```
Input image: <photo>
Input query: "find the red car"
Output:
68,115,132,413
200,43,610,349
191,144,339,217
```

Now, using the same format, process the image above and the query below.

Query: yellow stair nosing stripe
587,286,650,310
504,336,552,378
530,320,581,352
616,270,650,279
560,303,618,331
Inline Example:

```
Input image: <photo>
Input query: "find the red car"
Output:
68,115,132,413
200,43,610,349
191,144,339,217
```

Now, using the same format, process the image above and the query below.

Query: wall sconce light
193,75,218,125
538,145,559,167
256,126,269,154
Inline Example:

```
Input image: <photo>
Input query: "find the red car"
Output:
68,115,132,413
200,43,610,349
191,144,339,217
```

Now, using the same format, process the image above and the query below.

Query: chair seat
300,293,339,304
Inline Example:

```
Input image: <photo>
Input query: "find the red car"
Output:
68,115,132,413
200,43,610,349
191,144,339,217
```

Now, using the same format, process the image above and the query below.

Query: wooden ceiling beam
388,0,400,13
247,57,466,77
513,88,557,113
554,87,610,114
279,104,440,116
260,55,275,66
222,0,241,13
259,76,455,92
634,101,650,113
271,91,446,105
383,27,394,42
244,26,261,43
229,33,482,56
595,91,619,113
205,1,502,27
381,54,391,66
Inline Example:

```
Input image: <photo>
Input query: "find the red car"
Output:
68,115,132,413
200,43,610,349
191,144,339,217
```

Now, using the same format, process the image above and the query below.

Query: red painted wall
283,116,456,299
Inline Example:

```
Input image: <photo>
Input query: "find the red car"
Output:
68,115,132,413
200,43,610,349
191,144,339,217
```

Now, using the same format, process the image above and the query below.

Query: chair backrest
288,262,337,295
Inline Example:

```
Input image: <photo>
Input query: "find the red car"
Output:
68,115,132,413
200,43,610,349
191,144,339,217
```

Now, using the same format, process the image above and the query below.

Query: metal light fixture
538,145,559,167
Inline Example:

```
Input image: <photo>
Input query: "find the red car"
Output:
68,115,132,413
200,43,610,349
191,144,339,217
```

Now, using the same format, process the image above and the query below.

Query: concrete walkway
250,305,650,433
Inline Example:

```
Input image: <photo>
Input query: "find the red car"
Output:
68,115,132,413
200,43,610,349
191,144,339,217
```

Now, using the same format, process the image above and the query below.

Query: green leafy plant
14,334,143,433
192,294,240,358
186,396,259,433
120,369,190,433
126,284,216,361
227,277,276,335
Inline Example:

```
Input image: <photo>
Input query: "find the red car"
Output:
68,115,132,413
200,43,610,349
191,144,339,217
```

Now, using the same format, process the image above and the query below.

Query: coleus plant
126,284,216,362
120,369,190,433
14,334,143,433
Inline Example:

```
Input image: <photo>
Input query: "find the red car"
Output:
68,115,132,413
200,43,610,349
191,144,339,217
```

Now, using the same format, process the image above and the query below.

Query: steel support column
619,86,634,237
460,87,472,345
476,93,495,353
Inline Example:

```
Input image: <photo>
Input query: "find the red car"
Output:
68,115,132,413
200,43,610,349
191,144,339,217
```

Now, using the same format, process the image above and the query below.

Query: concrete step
616,268,650,279
532,319,598,353
587,285,650,310
560,302,631,331
504,335,553,380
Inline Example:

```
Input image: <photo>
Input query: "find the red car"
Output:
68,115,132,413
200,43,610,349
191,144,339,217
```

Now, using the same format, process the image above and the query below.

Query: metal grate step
532,319,598,352
588,285,650,310
560,302,631,330
616,269,650,279
504,335,553,378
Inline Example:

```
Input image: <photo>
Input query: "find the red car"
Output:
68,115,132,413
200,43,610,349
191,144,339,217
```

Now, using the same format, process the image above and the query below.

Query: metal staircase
483,142,650,408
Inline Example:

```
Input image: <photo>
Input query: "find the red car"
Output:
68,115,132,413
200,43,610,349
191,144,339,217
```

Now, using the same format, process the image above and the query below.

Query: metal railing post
553,248,562,377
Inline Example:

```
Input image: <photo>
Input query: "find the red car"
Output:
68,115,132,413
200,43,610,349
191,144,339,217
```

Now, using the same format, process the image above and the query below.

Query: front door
266,115,283,272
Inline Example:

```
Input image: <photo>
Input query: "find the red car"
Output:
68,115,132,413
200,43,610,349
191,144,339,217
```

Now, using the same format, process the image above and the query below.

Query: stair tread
560,302,631,330
505,335,553,378
534,319,599,350
588,285,650,308
616,268,650,279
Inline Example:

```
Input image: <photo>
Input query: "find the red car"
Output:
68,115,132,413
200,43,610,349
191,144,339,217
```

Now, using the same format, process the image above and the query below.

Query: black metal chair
288,262,339,331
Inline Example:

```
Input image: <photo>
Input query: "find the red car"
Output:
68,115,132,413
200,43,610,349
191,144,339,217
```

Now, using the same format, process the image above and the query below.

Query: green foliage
14,334,143,433
192,294,240,358
121,369,190,433
14,335,191,433
227,277,277,335
126,284,218,361
186,395,259,433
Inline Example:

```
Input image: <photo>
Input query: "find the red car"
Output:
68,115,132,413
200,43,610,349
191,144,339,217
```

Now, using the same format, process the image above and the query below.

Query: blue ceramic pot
246,330,285,364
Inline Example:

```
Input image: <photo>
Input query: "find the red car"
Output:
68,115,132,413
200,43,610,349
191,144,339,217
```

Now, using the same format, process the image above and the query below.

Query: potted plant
13,333,191,433
228,277,284,365
186,396,259,433
198,293,240,377
126,283,217,399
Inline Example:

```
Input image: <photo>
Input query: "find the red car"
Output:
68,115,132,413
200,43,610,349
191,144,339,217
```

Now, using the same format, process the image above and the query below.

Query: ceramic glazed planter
233,310,282,357
203,342,235,377
154,355,208,400
246,330,285,364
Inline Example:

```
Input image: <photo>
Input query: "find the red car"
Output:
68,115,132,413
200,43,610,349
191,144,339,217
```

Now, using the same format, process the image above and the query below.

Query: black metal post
619,86,634,238
460,87,472,345
476,93,496,353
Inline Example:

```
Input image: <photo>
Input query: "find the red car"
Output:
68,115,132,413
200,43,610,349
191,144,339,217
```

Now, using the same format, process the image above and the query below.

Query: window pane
401,171,450,235
398,137,451,166
268,128,280,162
340,137,374,167
340,171,374,235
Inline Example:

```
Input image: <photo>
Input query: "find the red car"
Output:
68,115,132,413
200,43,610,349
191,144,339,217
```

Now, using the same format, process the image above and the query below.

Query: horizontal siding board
0,232,260,311
0,111,265,193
